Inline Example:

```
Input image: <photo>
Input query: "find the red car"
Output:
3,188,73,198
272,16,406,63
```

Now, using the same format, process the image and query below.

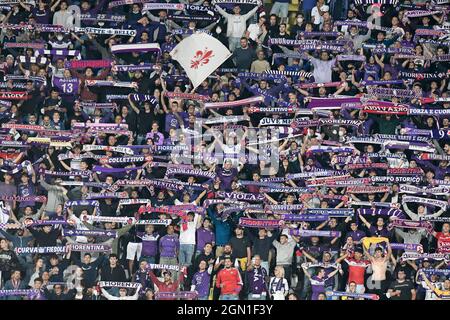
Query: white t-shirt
247,23,262,41
269,277,289,300
179,213,200,245
0,210,9,224
52,11,74,29
0,202,11,224
311,5,329,26
421,280,441,300
310,57,336,83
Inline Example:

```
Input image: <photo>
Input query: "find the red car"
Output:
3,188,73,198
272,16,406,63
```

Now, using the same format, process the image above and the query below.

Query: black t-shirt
43,97,64,117
99,200,119,217
122,111,137,133
250,236,273,261
389,280,414,300
137,110,156,135
229,236,251,259
321,223,346,249
21,90,43,115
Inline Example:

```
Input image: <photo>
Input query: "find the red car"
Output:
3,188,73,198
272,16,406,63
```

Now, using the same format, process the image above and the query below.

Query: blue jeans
220,294,238,300
270,2,289,18
179,244,195,267
228,37,241,52
248,293,267,300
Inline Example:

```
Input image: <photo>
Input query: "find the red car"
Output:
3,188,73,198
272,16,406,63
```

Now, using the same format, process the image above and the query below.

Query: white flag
170,32,232,89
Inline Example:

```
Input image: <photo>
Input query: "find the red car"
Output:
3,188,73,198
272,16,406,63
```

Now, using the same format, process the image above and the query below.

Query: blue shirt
207,208,231,246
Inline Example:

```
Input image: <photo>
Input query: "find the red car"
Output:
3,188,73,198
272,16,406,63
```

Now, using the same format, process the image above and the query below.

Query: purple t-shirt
346,230,366,242
369,226,391,238
32,8,51,24
215,167,238,191
364,64,380,81
17,182,35,208
28,289,46,300
196,227,214,251
0,182,17,207
147,132,164,145
165,113,180,133
139,232,159,257
192,270,211,298
159,234,179,258
383,64,399,80
310,276,327,300
247,266,268,294
53,78,79,96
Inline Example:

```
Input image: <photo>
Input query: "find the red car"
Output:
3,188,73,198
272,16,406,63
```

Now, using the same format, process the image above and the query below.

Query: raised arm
428,207,446,219
384,239,392,261
101,287,119,300
301,264,312,280
18,0,31,11
358,213,371,229
214,4,231,19
39,178,60,192
362,240,374,262
263,193,278,205
402,203,418,220
395,227,407,240
326,264,341,279
243,5,259,21
148,270,164,287
301,249,318,263
51,0,62,11
128,94,140,114
315,219,329,230
335,252,348,264
59,159,72,171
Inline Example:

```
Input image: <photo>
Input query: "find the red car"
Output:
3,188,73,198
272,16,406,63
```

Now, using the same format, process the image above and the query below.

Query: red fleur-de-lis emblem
190,48,214,69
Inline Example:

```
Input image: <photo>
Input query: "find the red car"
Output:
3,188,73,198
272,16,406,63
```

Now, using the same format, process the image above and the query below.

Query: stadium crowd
0,0,449,301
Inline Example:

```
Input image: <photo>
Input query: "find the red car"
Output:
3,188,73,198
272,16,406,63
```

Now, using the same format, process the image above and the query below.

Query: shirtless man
364,239,392,297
